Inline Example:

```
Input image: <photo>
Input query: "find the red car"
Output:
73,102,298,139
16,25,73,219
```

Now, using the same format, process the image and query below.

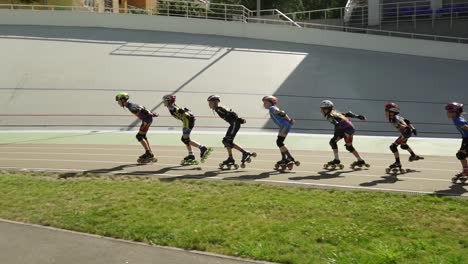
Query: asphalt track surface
0,144,466,197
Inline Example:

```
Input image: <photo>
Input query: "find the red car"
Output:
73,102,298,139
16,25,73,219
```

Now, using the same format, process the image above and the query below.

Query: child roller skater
207,95,256,169
115,92,158,164
385,102,424,174
162,94,212,165
445,102,468,184
319,100,369,170
262,95,300,171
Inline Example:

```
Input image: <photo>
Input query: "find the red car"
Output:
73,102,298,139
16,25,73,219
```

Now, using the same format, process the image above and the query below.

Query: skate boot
323,159,344,170
137,152,157,164
240,151,257,168
199,146,213,163
386,161,407,174
181,154,198,165
219,157,239,170
451,171,468,184
350,159,370,169
409,155,424,162
274,159,289,171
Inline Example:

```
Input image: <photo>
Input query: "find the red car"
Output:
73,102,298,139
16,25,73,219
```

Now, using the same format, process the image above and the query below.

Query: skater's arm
275,109,295,125
343,111,366,120
404,119,418,136
462,125,468,130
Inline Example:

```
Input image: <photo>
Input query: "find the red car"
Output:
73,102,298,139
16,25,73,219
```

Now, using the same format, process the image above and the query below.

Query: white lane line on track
0,158,451,182
0,166,182,177
0,151,458,172
0,166,457,196
0,146,457,163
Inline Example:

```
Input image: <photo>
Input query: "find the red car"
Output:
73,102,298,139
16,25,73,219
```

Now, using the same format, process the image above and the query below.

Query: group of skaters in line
115,92,468,184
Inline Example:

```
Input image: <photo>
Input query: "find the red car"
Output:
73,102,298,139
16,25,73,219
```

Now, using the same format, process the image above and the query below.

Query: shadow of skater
359,175,403,187
159,169,229,182
289,170,353,181
58,163,142,179
433,183,468,197
223,171,276,181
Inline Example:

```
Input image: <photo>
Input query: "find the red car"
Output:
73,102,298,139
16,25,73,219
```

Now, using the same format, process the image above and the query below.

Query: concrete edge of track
0,130,462,157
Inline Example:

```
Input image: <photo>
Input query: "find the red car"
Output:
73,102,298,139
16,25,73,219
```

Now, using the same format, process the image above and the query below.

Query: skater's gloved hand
289,119,295,125
238,118,246,124
152,112,159,117
412,129,418,136
357,115,366,121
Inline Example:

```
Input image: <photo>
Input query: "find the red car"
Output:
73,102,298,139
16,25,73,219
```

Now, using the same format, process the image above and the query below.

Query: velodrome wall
0,10,467,61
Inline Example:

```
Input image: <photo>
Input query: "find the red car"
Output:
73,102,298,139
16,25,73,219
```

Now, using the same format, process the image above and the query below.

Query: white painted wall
0,10,467,61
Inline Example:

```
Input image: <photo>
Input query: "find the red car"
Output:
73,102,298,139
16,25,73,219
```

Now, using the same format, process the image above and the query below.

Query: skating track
0,143,465,197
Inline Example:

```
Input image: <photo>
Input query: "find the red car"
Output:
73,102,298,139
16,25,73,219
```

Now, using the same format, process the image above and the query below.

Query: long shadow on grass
289,170,353,181
433,184,468,196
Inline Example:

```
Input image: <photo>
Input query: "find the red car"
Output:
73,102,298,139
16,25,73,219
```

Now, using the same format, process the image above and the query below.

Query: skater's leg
330,136,341,161
344,134,363,161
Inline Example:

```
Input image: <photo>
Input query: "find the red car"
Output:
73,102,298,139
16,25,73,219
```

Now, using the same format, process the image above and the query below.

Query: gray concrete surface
0,25,467,137
0,220,273,264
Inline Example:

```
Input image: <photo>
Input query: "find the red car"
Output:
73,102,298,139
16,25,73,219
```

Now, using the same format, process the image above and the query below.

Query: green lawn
0,171,467,264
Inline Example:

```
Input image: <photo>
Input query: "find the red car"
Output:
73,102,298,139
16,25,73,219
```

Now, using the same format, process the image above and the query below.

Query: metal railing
285,6,368,28
248,9,301,27
380,0,468,30
1,3,467,44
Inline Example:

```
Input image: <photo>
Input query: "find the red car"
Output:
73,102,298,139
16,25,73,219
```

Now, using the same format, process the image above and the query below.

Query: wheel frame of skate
323,163,344,170
219,162,240,170
137,157,158,164
240,152,257,169
350,162,371,170
385,167,410,174
200,147,214,163
275,160,300,171
181,159,199,165
451,176,468,184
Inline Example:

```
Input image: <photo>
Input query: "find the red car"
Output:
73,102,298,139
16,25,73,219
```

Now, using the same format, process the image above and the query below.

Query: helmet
262,95,278,104
207,95,221,102
320,100,334,109
162,94,176,104
115,92,129,101
385,102,400,113
445,102,463,113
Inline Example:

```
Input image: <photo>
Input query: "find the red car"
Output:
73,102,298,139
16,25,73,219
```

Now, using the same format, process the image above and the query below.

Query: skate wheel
287,164,294,170
323,164,328,169
339,165,344,169
295,161,300,166
365,164,370,168
240,163,246,169
246,158,251,163
385,168,390,174
227,165,232,170
251,152,257,157
331,165,336,169
451,177,458,183
234,164,239,170
460,178,467,184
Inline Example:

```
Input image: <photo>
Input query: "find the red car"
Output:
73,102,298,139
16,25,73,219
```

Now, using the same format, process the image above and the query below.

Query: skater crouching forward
162,94,212,165
445,102,468,184
319,100,369,170
385,102,424,172
262,95,299,169
115,92,158,164
207,95,256,169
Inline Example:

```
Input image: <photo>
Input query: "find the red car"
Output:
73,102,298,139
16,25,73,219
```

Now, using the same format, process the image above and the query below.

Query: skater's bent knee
222,136,234,148
345,144,355,152
136,133,144,142
181,136,190,145
276,136,285,147
329,138,338,149
456,151,467,160
390,143,398,153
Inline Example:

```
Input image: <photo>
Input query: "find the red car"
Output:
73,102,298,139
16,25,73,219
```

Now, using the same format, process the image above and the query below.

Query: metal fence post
186,3,188,18
224,5,227,21
450,0,453,29
397,2,399,29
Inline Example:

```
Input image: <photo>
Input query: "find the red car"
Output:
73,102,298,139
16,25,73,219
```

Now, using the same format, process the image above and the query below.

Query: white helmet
320,100,334,109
